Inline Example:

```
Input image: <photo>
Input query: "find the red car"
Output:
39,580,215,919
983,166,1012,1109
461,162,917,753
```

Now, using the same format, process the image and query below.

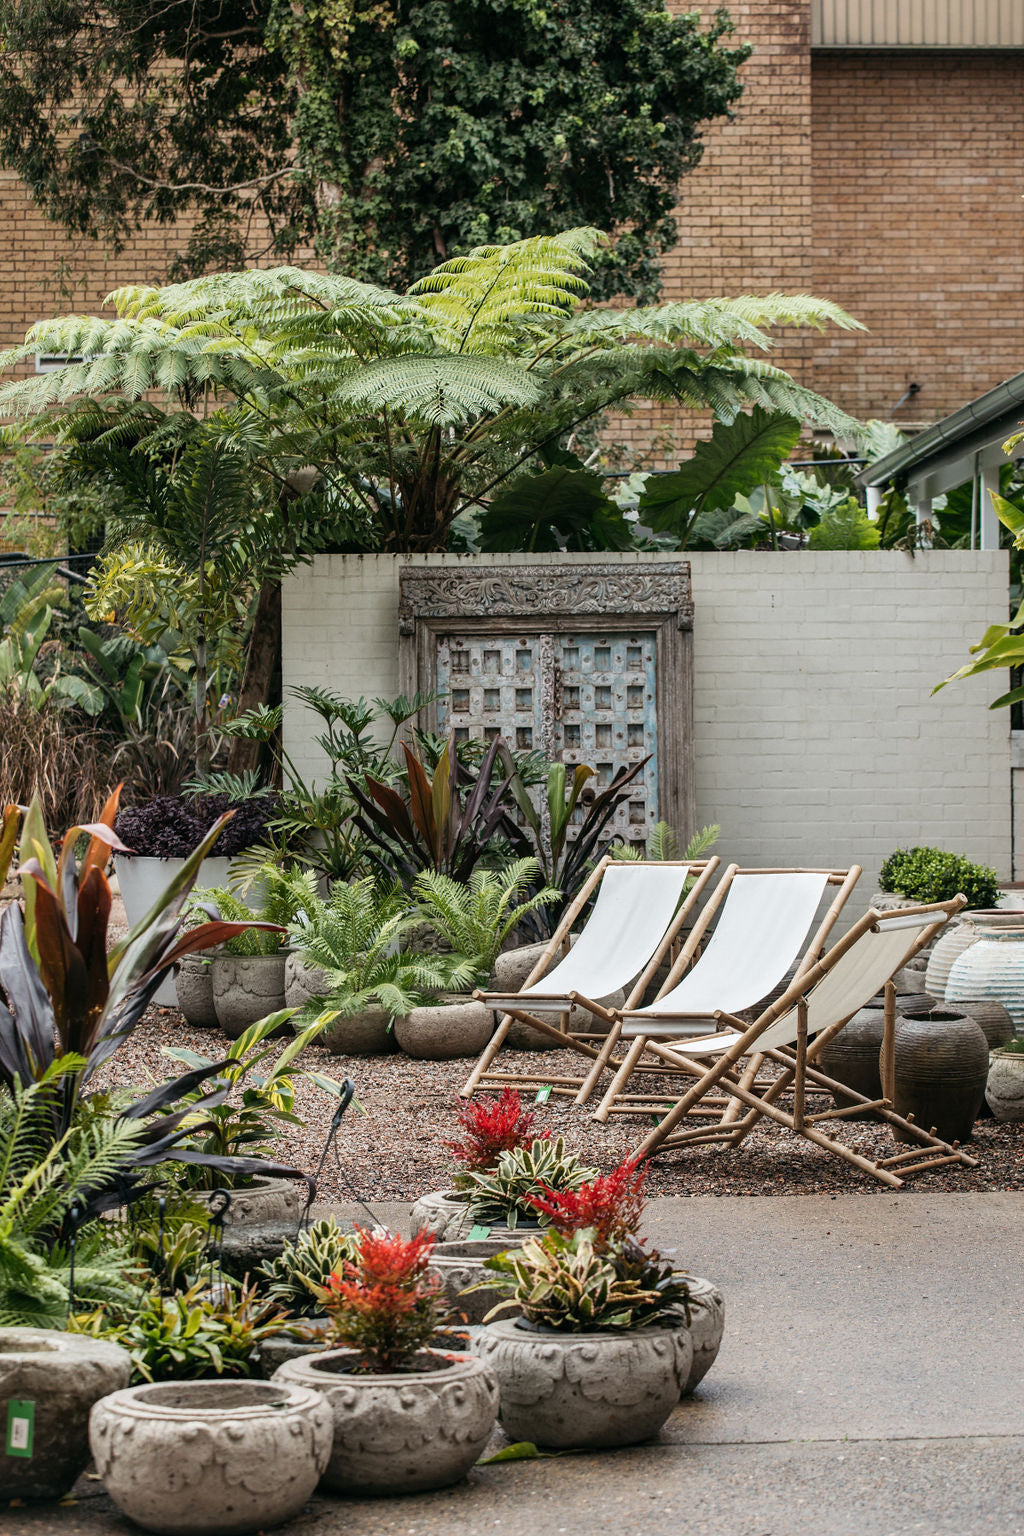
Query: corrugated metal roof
813,0,1024,48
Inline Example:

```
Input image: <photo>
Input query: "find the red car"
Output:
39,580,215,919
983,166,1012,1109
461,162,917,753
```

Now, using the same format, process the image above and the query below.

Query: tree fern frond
334,356,542,425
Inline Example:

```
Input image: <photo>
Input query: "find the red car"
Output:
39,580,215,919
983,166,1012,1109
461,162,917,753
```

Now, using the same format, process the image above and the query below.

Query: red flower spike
526,1156,648,1250
319,1228,448,1372
443,1088,548,1170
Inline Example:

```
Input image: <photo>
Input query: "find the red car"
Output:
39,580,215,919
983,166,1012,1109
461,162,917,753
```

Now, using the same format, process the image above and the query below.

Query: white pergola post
865,486,882,521
979,463,1001,549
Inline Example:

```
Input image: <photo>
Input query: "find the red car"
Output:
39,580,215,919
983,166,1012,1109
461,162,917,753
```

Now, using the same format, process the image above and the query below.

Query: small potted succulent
273,1228,499,1496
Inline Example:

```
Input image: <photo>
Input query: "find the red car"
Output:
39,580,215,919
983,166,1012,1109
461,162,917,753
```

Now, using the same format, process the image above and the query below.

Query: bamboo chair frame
459,855,720,1101
629,896,977,1189
588,864,862,1119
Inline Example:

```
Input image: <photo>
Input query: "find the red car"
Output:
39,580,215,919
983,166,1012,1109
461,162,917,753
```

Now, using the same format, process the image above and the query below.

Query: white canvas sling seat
588,866,861,1120
459,855,721,1101
629,897,980,1189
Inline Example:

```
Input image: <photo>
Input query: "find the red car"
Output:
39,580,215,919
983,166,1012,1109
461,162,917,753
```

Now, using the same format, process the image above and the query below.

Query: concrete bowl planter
211,951,290,1038
0,1329,131,1500
284,952,330,1011
174,952,220,1028
273,1347,499,1496
674,1275,726,1396
409,1188,473,1240
475,1317,692,1449
428,1236,528,1325
394,995,494,1059
985,1047,1024,1121
89,1378,333,1536
196,1176,304,1229
323,1005,398,1056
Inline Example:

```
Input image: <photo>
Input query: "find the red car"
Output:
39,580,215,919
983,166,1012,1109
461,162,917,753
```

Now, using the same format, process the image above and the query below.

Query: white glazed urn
945,921,1024,1030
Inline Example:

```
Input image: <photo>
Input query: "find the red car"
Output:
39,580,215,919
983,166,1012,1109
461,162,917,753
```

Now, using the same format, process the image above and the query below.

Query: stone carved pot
924,911,1020,1001
394,996,494,1060
676,1274,726,1397
196,1176,303,1229
284,952,329,1012
90,1378,333,1536
274,1348,499,1496
946,924,1024,1031
211,951,289,1039
985,1048,1024,1122
428,1236,528,1325
174,953,219,1028
322,1005,398,1056
410,1188,473,1241
890,1007,990,1145
0,1329,130,1500
476,1317,691,1449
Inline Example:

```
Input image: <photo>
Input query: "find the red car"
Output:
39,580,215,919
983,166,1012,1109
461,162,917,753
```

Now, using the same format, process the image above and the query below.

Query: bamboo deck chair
629,896,977,1189
587,866,861,1119
459,855,720,1101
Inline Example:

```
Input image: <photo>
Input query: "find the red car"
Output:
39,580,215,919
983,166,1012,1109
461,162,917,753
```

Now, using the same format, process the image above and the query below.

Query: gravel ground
94,1003,1024,1203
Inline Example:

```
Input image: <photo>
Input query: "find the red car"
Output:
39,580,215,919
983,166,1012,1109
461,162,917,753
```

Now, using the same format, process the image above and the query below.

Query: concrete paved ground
9,1193,1023,1536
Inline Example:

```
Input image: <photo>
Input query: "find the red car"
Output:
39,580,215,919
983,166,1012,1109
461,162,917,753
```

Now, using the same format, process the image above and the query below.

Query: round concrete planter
394,996,494,1059
284,952,330,1012
90,1378,332,1535
675,1275,726,1396
211,951,289,1038
174,952,219,1028
985,1048,1024,1122
428,1236,527,1325
196,1176,304,1229
116,853,235,1007
322,1005,398,1055
258,1317,333,1377
274,1348,499,1496
409,1188,473,1240
0,1329,131,1500
475,1317,691,1449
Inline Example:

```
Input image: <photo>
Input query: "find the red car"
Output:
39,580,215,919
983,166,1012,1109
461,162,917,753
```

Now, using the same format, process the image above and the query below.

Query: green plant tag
467,1224,491,1241
534,1085,552,1103
6,1400,34,1458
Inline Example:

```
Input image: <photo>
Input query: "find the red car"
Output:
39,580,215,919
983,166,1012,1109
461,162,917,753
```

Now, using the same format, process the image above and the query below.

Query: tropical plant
481,1228,692,1332
878,847,1000,910
0,236,862,558
114,793,280,860
935,489,1024,708
162,1014,345,1189
0,1060,142,1326
0,562,95,712
459,1137,598,1231
525,1157,647,1251
192,865,318,957
73,1279,286,1382
412,860,560,985
806,499,881,551
287,877,472,1022
443,1089,546,1174
312,1228,450,1372
258,1218,360,1317
608,821,719,864
349,735,518,885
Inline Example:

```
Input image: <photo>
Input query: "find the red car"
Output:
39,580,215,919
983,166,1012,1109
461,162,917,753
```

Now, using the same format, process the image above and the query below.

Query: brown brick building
1,1,1021,457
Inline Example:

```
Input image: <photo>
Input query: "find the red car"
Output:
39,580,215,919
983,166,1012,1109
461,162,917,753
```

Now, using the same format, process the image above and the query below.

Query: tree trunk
226,579,282,779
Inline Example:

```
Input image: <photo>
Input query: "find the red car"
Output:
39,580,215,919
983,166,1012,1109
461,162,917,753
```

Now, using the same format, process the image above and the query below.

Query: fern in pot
286,876,469,1055
396,859,560,1060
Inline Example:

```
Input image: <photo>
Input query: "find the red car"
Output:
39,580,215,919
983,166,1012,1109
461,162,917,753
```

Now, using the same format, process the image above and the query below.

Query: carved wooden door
436,628,658,849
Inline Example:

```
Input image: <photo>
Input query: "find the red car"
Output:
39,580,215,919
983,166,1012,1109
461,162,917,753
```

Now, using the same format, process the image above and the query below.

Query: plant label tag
534,1086,552,1103
6,1400,34,1458
467,1225,491,1241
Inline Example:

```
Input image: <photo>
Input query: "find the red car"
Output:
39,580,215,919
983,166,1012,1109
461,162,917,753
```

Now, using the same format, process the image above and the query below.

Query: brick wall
281,550,1010,907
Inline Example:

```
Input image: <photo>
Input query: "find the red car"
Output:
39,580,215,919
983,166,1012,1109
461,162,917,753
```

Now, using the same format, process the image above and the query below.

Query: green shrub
878,846,1000,910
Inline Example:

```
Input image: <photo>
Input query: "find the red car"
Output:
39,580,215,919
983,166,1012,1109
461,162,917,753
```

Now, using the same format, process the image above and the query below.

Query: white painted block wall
282,551,1010,908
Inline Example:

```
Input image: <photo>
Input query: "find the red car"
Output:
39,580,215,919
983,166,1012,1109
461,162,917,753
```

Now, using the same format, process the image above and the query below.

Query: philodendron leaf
638,407,802,539
479,467,631,553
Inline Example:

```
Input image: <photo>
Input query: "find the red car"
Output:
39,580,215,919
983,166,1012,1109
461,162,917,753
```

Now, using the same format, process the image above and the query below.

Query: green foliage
806,499,881,550
258,1218,360,1317
935,493,1024,708
481,1228,692,1332
412,861,560,985
478,468,634,554
878,847,1000,910
609,822,719,864
460,1137,598,1231
192,865,317,956
74,1280,285,1383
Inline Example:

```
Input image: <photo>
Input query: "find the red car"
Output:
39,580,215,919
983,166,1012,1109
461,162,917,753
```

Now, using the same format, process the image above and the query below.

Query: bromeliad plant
312,1228,451,1372
526,1157,648,1252
460,1137,598,1231
258,1218,360,1318
412,859,560,985
482,1228,692,1332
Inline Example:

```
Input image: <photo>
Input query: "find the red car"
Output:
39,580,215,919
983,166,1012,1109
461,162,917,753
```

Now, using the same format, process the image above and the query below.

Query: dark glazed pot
889,1007,990,1144
945,996,1015,1051
817,1006,886,1118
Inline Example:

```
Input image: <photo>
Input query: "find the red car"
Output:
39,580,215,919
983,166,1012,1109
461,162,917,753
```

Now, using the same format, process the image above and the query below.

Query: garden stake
303,1078,357,1231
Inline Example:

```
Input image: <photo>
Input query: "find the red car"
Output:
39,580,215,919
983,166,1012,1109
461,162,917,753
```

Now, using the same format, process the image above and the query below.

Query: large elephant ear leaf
479,467,629,553
638,408,802,540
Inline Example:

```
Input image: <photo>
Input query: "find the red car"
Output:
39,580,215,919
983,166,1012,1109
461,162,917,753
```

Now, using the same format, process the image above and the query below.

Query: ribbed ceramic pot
945,925,1024,1031
174,953,220,1027
890,1007,990,1145
924,911,1021,1001
817,1006,886,1118
90,1379,332,1536
0,1329,131,1500
476,1317,691,1449
211,952,289,1039
985,1048,1024,1122
273,1348,499,1496
945,996,1015,1051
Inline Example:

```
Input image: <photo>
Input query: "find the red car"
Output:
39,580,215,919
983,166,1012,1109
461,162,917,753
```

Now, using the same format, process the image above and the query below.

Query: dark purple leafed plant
114,793,279,860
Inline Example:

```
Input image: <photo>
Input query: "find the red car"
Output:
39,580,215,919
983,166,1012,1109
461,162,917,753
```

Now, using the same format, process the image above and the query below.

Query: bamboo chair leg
881,979,896,1104
575,1017,625,1105
793,1001,808,1131
592,1035,650,1122
720,1050,765,1127
461,1016,513,1097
